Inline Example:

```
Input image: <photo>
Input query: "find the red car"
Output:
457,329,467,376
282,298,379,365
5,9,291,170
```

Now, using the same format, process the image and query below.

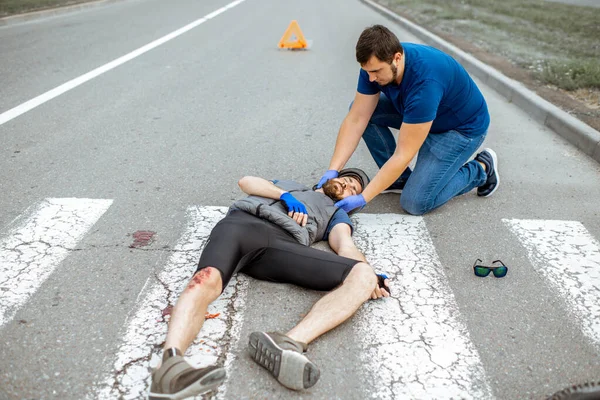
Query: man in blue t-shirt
149,169,390,399
317,25,499,215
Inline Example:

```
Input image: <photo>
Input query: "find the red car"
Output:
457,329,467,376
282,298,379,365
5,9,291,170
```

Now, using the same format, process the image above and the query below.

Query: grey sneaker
381,179,407,194
381,187,403,194
248,332,320,390
149,348,226,400
475,148,499,197
547,380,600,400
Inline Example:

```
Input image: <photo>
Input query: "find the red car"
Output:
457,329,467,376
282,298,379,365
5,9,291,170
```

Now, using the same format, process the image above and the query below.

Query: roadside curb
0,0,126,26
361,0,600,164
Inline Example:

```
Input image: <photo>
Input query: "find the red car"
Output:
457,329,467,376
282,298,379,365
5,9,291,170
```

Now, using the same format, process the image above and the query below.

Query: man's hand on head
279,192,308,227
335,194,366,213
316,170,339,189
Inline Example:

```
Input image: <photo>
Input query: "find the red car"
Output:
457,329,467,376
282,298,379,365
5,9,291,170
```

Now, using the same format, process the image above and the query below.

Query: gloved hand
371,274,391,299
376,273,391,296
335,194,366,213
316,169,339,189
280,192,308,226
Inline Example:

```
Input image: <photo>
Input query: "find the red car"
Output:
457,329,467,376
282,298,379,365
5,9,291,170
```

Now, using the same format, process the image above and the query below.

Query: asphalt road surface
1,0,599,399
545,0,600,7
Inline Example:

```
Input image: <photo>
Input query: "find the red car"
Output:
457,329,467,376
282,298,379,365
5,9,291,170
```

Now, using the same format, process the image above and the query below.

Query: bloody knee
187,267,222,293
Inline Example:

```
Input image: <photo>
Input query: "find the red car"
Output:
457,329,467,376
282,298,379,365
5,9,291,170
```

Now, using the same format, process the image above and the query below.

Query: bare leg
286,262,376,344
150,267,227,399
164,267,223,352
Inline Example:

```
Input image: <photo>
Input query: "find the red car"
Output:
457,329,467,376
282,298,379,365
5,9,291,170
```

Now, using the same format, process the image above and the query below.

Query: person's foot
475,148,499,197
381,179,407,194
149,348,226,400
248,331,320,390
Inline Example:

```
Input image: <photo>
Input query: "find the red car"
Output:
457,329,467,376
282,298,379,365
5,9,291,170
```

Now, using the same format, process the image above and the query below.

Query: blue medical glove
280,192,308,215
316,169,339,189
335,194,366,213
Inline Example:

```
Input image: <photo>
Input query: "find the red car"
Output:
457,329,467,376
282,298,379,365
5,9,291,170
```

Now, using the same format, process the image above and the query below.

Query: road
545,0,600,7
1,0,599,399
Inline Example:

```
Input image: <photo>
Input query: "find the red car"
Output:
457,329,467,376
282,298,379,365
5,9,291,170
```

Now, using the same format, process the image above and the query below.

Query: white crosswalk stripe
353,214,494,400
3,199,600,399
91,206,249,400
0,198,112,328
504,219,600,348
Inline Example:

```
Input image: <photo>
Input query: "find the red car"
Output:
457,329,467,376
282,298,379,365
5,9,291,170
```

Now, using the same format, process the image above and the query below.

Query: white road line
0,0,247,126
504,219,600,347
92,206,249,400
0,198,112,327
352,214,494,400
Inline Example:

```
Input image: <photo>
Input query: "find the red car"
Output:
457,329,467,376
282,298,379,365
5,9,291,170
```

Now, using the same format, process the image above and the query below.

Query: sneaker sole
248,332,320,390
480,148,499,197
381,189,402,194
148,367,226,400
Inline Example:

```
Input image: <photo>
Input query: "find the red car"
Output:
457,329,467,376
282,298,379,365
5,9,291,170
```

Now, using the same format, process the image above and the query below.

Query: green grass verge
379,0,600,91
537,60,600,91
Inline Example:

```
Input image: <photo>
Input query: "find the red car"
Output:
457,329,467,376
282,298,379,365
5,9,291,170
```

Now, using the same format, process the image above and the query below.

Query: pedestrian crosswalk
504,219,600,347
0,198,112,328
1,199,599,399
352,214,493,399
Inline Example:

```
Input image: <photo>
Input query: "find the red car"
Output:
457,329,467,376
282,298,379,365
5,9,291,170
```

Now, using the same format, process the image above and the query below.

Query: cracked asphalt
0,0,599,399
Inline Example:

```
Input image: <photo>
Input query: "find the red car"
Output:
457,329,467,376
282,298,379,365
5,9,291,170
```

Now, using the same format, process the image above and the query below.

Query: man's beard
381,61,398,87
321,180,344,201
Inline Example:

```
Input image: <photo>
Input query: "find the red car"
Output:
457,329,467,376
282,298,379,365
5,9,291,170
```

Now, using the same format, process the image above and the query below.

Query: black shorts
196,210,359,292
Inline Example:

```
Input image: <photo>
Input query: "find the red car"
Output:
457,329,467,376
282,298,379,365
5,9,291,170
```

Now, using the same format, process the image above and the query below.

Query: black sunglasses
473,259,508,278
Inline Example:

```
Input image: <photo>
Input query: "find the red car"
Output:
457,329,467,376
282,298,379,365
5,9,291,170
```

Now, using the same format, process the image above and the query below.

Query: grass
538,60,600,91
0,0,93,17
378,0,600,91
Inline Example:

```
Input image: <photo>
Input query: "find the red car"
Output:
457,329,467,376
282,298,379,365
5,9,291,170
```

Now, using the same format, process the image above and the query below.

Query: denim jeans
358,93,488,215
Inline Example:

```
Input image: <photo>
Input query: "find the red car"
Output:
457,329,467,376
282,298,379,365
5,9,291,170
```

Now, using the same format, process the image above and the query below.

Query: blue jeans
358,93,488,215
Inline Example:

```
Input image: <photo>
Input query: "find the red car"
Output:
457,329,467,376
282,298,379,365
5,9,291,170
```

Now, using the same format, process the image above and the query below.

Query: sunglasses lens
493,267,508,278
474,266,490,277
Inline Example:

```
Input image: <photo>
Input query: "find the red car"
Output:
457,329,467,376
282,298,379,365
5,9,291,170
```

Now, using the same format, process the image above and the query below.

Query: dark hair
356,25,403,65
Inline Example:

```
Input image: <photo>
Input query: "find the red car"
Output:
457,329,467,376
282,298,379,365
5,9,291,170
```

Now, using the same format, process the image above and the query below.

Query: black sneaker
248,332,320,390
475,148,499,197
149,348,226,400
547,381,600,400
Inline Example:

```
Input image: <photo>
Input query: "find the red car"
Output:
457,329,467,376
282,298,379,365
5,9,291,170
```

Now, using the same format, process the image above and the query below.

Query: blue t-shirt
357,43,490,136
271,180,353,240
322,208,353,241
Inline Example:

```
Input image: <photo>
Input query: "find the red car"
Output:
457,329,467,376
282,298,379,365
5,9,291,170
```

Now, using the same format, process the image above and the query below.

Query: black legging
196,210,359,292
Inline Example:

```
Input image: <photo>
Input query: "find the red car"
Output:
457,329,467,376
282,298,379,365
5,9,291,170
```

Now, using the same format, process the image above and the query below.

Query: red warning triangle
278,20,308,49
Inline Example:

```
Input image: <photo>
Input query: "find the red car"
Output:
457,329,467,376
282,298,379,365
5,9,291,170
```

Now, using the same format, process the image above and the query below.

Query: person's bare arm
327,223,389,298
361,120,433,202
237,176,286,199
327,92,380,171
